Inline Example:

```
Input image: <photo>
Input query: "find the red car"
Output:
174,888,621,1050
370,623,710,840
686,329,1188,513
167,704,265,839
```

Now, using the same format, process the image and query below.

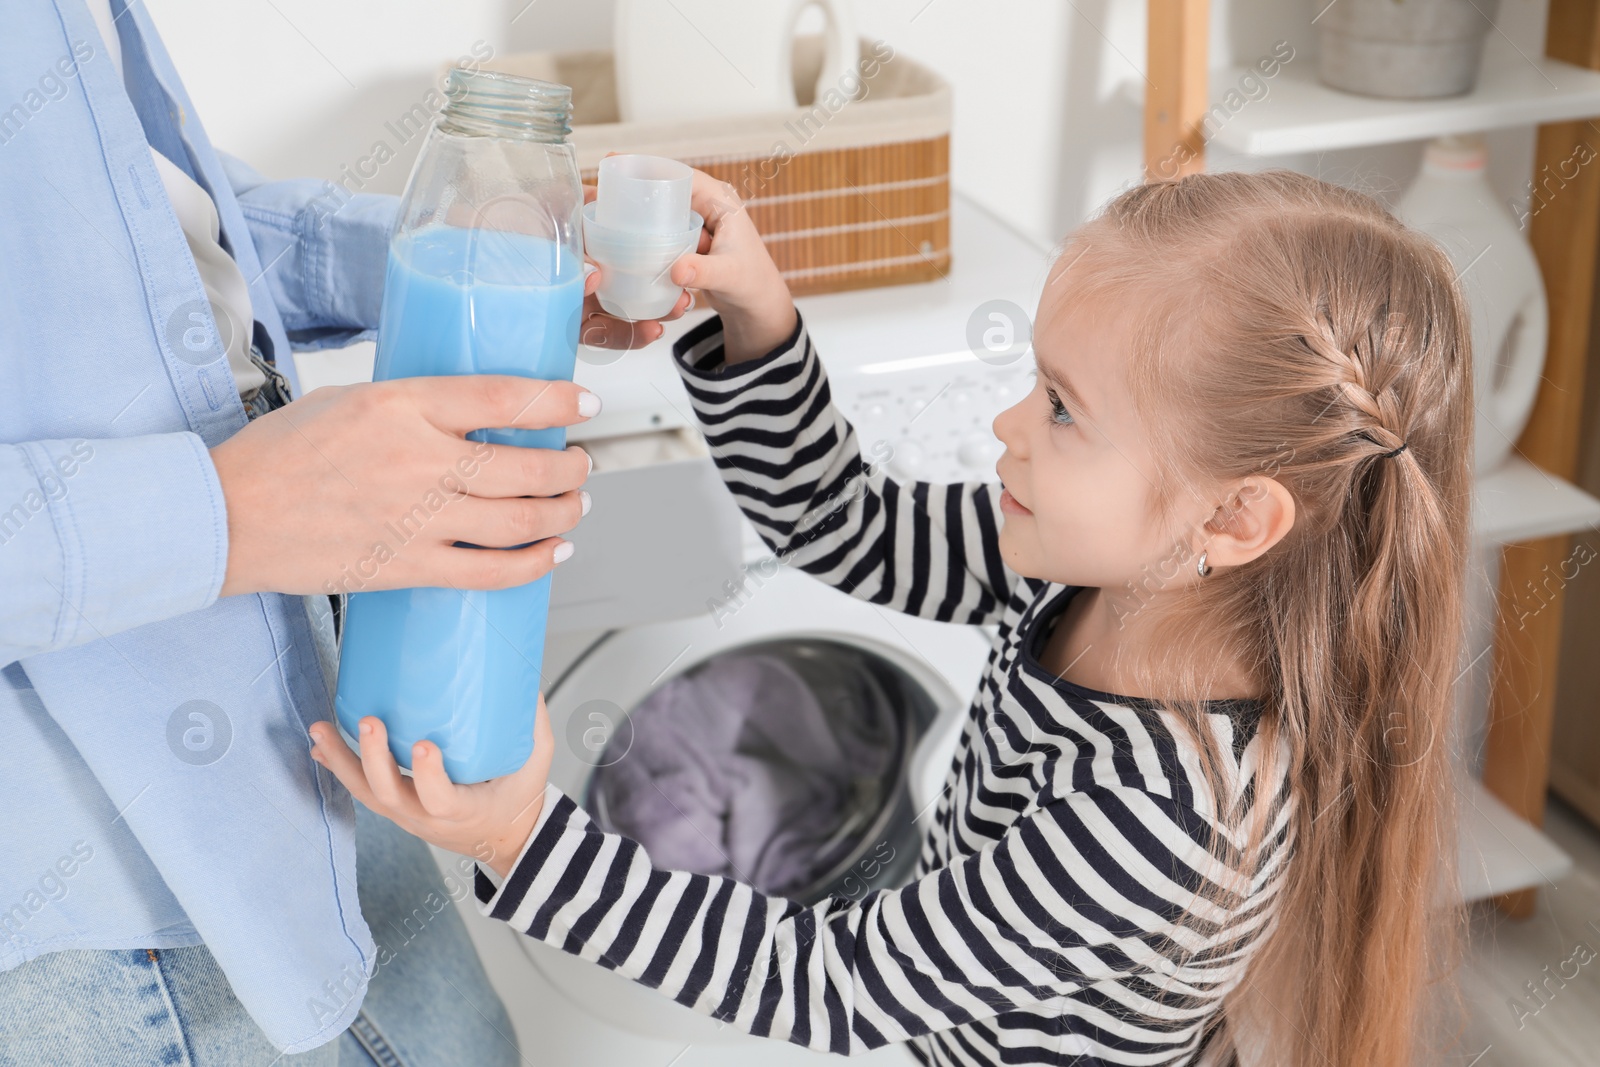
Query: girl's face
992,289,1200,590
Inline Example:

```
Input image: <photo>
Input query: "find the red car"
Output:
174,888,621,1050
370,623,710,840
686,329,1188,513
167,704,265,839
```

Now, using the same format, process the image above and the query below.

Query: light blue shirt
1,0,400,1052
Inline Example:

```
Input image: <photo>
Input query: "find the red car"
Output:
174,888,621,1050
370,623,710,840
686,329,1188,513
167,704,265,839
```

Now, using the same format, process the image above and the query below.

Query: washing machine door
530,566,990,1043
585,635,931,900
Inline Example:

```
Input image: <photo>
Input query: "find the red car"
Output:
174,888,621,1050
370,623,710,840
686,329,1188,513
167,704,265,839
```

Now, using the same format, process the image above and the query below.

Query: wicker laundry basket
485,37,952,296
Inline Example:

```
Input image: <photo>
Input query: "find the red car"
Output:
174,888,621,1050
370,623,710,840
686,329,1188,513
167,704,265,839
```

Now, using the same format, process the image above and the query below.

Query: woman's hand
211,377,594,598
307,700,555,879
581,166,798,364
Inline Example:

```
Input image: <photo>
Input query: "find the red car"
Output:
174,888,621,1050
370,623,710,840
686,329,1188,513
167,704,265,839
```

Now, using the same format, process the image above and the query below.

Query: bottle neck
1421,133,1487,177
437,69,572,143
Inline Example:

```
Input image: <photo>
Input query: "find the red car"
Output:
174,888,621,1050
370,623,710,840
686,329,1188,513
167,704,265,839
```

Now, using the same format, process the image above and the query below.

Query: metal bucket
1315,0,1498,99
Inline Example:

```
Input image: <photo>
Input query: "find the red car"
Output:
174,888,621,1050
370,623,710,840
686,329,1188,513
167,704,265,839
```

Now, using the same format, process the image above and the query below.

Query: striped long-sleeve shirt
475,313,1297,1066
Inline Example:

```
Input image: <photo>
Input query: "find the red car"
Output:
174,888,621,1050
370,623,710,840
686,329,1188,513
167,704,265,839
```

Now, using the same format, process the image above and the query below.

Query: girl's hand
307,701,555,879
580,165,797,364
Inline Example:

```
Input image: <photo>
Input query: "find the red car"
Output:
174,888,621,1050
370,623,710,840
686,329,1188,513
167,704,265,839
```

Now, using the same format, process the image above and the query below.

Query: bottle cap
1422,133,1487,173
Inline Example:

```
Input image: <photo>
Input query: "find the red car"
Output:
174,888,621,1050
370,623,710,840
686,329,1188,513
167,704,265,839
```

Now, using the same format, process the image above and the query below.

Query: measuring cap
582,203,703,321
595,154,694,233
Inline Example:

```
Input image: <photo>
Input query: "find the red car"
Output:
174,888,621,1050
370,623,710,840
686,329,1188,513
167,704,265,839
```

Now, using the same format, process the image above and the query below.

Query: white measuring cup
583,156,703,321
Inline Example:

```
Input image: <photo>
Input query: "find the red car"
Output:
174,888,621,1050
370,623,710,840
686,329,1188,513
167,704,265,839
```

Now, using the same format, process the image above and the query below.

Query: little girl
310,168,1471,1066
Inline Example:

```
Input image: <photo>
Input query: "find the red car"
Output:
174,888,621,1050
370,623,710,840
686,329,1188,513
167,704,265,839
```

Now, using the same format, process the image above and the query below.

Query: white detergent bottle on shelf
1396,134,1548,474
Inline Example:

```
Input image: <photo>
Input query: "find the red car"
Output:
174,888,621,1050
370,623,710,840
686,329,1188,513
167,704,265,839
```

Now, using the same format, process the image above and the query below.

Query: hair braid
1297,303,1416,466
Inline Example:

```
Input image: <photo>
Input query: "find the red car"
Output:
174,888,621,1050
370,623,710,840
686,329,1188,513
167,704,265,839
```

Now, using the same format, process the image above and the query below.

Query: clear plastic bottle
335,69,583,783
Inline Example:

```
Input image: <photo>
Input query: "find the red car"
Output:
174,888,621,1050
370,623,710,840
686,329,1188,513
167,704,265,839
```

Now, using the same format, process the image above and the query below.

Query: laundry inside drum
585,638,934,903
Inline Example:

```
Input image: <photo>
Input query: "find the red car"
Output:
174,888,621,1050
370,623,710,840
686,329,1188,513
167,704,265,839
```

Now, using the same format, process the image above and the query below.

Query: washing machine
441,195,1052,1066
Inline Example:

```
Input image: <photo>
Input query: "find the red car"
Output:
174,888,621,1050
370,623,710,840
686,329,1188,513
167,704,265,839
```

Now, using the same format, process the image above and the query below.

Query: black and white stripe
477,313,1296,1066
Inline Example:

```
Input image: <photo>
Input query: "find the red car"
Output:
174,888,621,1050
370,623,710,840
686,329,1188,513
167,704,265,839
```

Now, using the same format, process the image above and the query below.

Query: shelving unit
1197,59,1600,156
1477,457,1600,545
1458,775,1572,900
1466,466,1597,900
1144,0,1600,914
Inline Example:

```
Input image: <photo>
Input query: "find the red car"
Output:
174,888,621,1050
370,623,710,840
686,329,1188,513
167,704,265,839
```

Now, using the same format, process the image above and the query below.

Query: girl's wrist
481,793,545,880
721,299,798,365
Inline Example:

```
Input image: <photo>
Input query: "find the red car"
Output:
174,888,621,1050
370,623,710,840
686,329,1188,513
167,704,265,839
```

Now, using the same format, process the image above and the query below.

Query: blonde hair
1054,170,1471,1065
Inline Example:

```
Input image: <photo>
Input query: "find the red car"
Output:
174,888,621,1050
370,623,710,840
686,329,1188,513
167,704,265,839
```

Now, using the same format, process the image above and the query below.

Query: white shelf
1459,775,1572,901
1462,464,1593,904
1137,58,1600,156
1474,456,1600,545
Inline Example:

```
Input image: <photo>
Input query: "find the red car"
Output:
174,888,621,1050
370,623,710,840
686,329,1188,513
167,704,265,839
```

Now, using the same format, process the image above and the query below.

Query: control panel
830,353,1037,485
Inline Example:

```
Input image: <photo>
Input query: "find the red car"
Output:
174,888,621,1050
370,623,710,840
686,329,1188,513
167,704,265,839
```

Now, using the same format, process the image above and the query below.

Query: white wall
149,0,1550,244
146,0,507,196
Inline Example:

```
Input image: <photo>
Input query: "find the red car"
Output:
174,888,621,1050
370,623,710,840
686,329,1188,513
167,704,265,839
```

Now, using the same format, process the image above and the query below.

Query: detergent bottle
334,68,583,783
1397,134,1548,473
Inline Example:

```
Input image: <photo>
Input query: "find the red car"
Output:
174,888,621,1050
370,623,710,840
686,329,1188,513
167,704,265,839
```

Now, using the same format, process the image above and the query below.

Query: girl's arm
309,713,1292,1059
497,783,1273,1055
633,169,1025,626
476,777,1267,1055
674,309,1024,627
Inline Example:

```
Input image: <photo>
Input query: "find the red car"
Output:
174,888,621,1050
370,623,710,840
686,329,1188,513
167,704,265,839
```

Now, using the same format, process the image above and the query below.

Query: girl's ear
1202,476,1296,569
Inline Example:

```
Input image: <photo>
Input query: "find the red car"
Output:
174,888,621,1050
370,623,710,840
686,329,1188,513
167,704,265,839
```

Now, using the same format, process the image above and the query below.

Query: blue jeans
0,804,520,1066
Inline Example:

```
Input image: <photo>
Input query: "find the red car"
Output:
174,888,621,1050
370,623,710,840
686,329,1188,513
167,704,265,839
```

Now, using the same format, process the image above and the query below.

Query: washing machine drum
584,638,932,903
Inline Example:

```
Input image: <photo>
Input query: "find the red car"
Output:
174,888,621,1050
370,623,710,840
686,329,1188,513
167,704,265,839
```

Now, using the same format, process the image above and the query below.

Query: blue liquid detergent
335,226,583,783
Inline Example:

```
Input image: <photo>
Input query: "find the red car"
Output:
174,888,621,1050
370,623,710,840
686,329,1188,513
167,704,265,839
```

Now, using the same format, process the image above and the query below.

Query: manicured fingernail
681,265,696,285
577,391,602,418
575,447,592,476
359,721,372,737
580,490,592,516
552,540,575,564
